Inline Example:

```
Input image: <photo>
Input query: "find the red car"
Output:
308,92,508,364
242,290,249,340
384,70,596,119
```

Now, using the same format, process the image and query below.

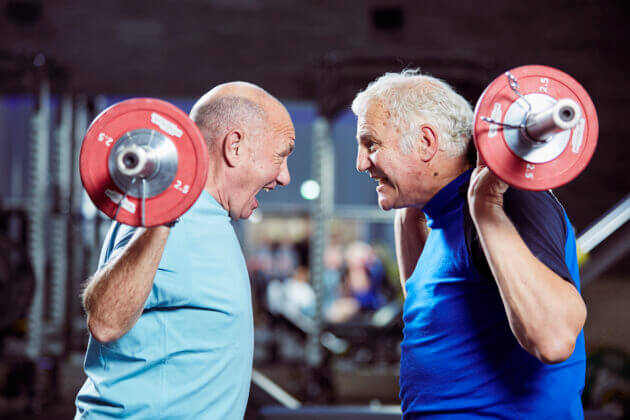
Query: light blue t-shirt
75,191,254,419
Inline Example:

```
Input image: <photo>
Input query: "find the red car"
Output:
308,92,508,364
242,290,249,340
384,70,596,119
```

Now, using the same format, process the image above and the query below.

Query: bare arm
83,226,171,343
468,166,586,364
394,207,430,298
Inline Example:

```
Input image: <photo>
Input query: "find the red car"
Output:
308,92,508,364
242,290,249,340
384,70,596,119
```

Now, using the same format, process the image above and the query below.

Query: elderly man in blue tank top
351,70,586,419
75,82,296,419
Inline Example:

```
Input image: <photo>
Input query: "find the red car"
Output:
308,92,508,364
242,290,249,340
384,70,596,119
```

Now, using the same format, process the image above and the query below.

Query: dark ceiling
1,0,626,102
0,0,629,230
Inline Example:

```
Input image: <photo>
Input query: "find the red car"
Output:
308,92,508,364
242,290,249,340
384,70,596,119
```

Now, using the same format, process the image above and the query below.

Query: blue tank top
400,169,586,419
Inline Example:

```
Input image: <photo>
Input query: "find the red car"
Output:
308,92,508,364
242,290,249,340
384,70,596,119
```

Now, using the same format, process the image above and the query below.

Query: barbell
473,65,598,191
79,65,598,226
79,98,208,227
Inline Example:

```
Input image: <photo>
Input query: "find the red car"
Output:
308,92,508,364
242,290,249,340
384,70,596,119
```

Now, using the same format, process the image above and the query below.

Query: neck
438,156,473,187
203,158,230,213
419,155,472,208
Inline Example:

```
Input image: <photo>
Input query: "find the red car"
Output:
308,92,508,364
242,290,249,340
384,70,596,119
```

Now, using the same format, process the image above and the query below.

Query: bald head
189,83,265,146
192,82,275,109
190,82,296,220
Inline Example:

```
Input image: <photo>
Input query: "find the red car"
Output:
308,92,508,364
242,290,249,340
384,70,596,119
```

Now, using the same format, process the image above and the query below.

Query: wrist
469,200,505,224
163,218,180,228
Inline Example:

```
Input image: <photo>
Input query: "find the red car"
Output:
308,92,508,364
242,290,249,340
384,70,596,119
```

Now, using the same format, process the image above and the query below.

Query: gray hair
351,69,473,157
190,96,266,148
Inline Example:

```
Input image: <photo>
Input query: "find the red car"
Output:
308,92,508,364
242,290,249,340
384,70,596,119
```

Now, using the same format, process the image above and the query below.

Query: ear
222,129,244,167
418,124,439,162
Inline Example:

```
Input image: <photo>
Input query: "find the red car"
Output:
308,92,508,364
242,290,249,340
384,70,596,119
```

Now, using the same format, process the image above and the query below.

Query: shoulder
504,188,565,218
463,187,575,284
98,221,138,268
503,188,568,242
175,210,243,259
505,188,576,283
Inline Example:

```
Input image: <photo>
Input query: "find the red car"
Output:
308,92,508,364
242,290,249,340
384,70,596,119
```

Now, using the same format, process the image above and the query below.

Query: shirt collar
422,168,473,224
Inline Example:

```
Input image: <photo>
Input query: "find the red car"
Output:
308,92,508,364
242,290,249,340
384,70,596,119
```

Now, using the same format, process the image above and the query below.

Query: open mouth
259,186,274,196
372,176,389,187
254,186,274,207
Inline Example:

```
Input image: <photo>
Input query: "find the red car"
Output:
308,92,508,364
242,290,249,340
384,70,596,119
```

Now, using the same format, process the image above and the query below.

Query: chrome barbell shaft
524,98,581,142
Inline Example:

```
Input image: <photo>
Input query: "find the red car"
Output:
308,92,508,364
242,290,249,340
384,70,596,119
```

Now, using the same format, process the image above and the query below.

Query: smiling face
355,99,434,210
232,103,295,219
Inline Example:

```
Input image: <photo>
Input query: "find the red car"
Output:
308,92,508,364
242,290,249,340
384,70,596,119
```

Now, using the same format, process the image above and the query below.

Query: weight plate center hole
560,107,574,121
123,152,139,169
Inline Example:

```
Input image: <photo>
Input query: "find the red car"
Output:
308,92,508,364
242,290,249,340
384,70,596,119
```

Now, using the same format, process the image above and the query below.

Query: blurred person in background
326,241,387,323
266,240,315,319
247,238,274,314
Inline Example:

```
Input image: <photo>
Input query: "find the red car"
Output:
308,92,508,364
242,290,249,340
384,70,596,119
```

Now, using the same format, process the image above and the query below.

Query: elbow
536,337,577,364
534,320,584,364
83,285,123,343
86,315,124,343
536,297,587,364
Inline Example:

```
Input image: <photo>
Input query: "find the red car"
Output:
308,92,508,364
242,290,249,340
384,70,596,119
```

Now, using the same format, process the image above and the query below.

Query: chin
228,207,251,220
377,196,394,211
242,202,259,219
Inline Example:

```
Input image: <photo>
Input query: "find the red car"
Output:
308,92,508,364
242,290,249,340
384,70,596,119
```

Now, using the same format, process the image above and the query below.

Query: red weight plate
80,98,209,226
473,65,598,190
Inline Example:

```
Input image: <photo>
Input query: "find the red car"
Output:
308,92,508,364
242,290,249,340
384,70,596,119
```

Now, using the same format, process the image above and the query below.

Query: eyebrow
282,141,295,156
357,132,377,143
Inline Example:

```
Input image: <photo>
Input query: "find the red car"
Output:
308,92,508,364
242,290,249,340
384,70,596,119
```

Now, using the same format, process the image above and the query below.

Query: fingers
476,150,487,169
470,165,489,186
474,152,507,192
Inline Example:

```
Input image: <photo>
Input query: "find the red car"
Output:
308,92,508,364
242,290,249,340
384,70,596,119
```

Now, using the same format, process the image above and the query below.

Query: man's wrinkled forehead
357,99,390,135
269,102,296,141
360,99,391,122
275,113,296,140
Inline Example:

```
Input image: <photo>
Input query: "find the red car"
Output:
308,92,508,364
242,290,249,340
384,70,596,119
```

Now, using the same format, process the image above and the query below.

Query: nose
276,159,291,186
356,147,370,173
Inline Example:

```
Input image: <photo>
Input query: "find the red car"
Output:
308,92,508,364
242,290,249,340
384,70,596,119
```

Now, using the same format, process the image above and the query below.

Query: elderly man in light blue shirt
75,82,296,419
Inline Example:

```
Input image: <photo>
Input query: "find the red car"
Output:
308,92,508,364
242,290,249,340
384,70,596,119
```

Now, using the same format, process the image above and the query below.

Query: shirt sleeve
464,187,575,286
97,221,138,270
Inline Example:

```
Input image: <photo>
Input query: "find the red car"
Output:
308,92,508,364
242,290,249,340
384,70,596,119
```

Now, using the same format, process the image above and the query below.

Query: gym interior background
1,0,629,418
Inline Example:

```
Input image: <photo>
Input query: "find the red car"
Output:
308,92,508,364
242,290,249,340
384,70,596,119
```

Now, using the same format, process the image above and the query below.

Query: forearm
83,226,171,342
471,205,586,363
394,207,429,297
